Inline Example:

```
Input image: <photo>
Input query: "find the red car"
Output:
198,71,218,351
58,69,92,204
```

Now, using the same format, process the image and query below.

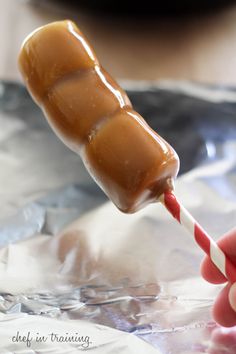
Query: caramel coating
18,20,179,213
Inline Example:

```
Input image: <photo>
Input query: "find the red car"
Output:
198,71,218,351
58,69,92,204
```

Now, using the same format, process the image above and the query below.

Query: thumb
229,283,236,312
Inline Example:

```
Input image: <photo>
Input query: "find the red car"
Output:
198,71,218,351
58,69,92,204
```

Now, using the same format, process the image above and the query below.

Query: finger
213,283,236,327
201,256,227,284
209,327,236,354
229,282,236,312
201,227,236,284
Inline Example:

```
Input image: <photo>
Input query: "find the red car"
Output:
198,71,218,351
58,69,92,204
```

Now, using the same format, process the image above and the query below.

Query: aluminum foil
0,80,236,353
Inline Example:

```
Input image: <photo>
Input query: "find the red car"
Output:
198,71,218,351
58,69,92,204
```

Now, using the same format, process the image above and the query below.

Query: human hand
201,228,236,327
208,326,236,354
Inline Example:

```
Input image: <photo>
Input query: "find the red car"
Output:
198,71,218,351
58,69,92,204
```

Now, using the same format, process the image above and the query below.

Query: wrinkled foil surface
0,81,236,353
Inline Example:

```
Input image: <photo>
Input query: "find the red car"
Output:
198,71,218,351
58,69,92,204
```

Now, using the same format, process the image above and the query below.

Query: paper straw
160,191,236,283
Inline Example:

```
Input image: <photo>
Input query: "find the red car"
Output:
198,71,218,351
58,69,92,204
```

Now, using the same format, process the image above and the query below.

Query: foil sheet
1,80,236,353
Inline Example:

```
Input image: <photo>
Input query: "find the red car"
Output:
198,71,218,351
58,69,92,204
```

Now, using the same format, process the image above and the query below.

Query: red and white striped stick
160,190,236,283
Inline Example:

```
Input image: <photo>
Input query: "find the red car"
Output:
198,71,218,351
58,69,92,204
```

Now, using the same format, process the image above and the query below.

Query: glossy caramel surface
19,21,98,103
43,67,128,146
85,108,179,212
18,20,179,212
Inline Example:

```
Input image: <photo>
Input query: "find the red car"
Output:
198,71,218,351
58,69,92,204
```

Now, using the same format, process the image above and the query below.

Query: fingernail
229,283,236,312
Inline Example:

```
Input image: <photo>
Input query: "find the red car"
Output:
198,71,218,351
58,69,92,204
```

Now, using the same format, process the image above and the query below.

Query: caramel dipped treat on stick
18,20,236,283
